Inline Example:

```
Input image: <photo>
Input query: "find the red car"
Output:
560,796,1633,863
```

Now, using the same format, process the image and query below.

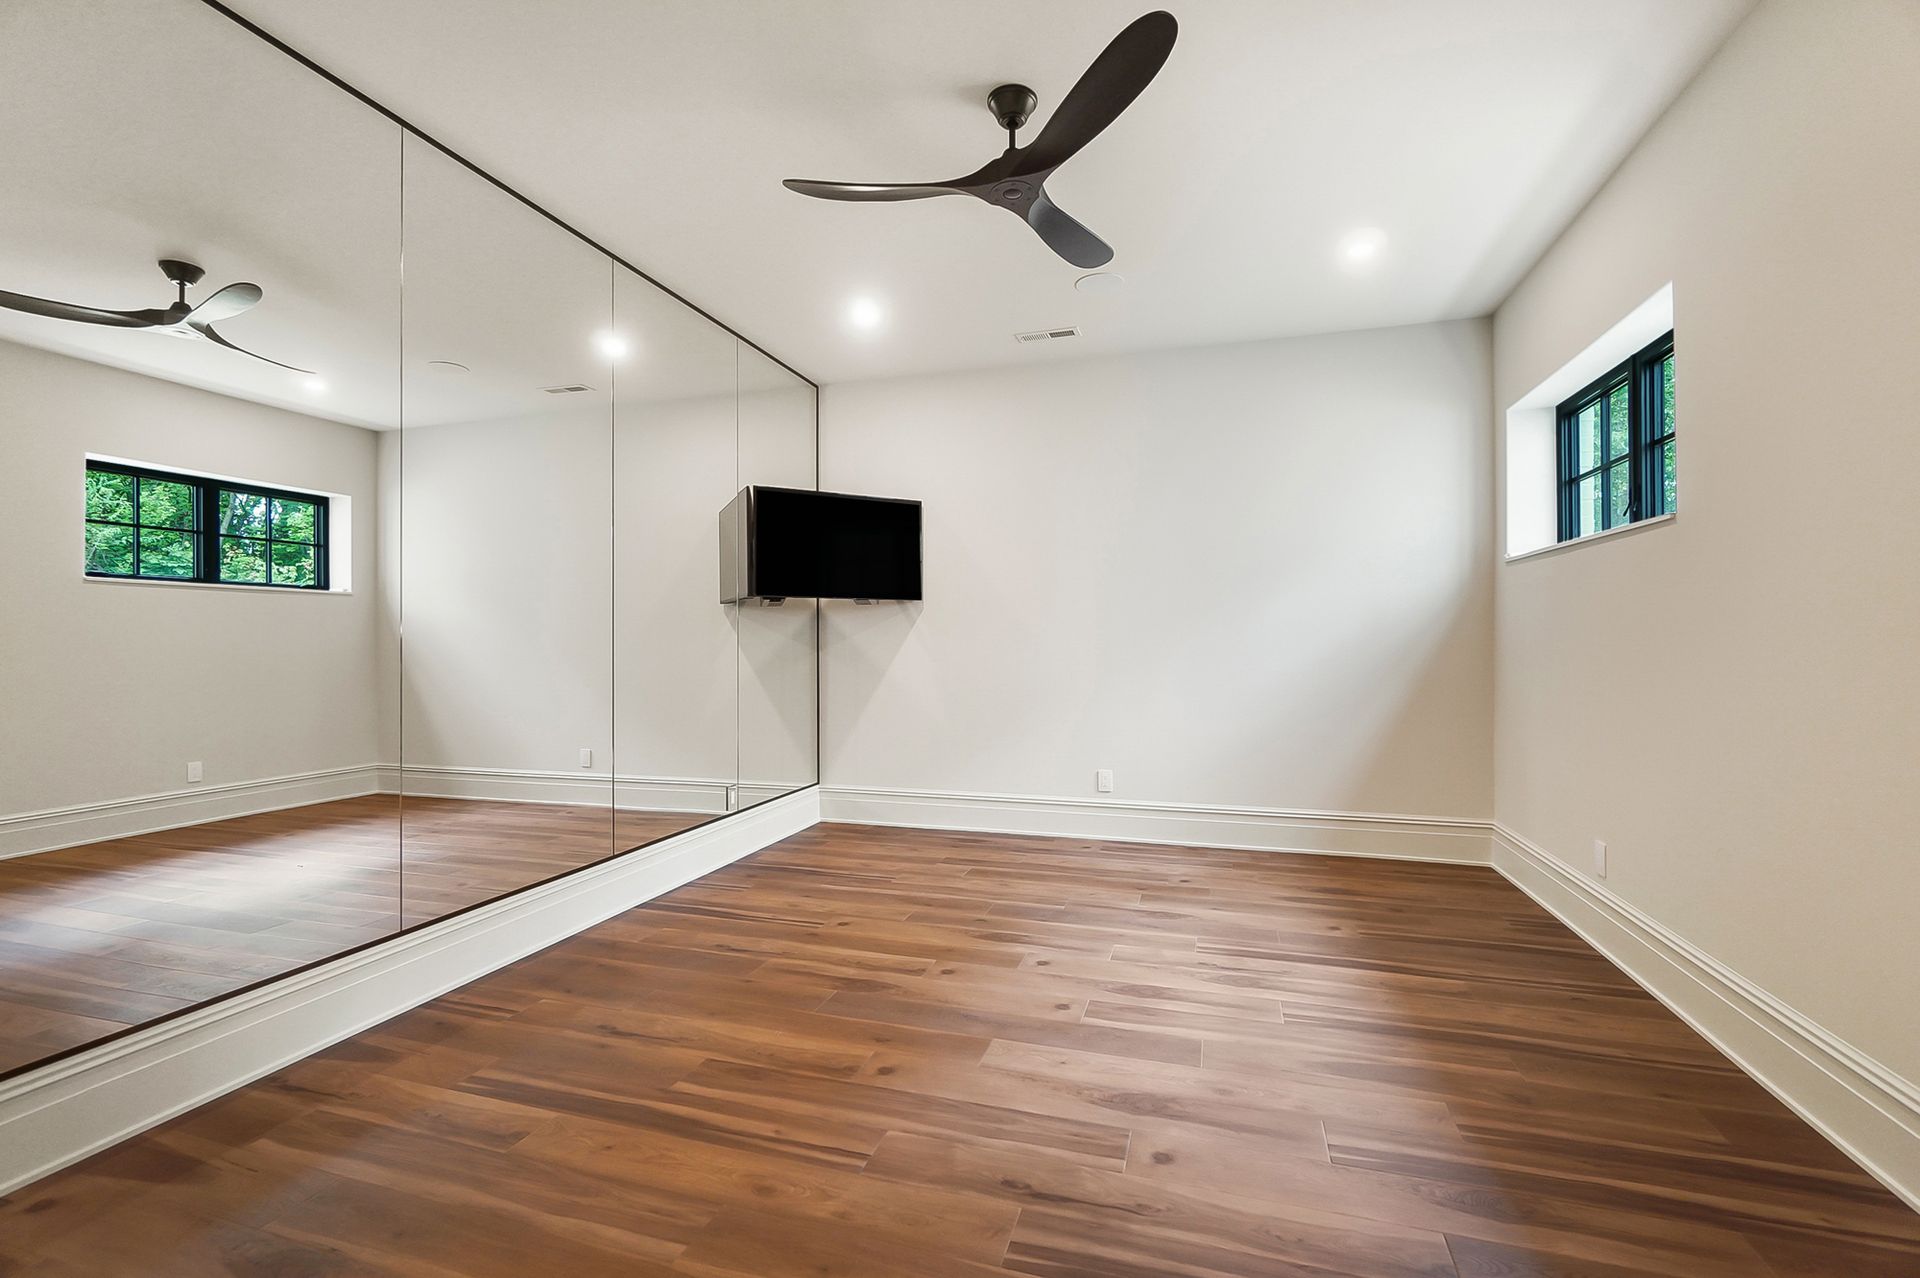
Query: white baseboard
0,765,384,861
0,766,816,859
819,785,1494,864
386,764,730,814
386,766,808,816
0,785,819,1197
1493,822,1920,1213
737,782,800,808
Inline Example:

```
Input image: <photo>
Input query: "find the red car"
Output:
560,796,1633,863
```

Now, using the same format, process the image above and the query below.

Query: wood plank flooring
0,796,707,1076
2,822,1915,1276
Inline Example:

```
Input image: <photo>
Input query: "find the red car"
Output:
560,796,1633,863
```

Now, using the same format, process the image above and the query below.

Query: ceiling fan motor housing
988,83,1037,132
158,258,205,288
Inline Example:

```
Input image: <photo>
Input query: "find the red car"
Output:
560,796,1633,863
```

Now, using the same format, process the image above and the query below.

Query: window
1557,331,1675,541
84,461,329,589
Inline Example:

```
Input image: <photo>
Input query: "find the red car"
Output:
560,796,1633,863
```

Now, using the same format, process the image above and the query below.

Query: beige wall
389,410,615,780
820,319,1494,820
1493,0,1920,1080
0,339,383,814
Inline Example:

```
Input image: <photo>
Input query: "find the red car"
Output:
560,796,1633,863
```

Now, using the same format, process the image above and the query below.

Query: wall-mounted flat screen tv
719,486,922,603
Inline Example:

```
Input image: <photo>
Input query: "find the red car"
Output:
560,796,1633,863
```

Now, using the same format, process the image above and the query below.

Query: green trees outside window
84,462,328,589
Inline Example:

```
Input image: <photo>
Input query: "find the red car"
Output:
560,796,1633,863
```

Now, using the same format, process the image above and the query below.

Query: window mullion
196,480,214,583
1557,407,1573,541
1635,349,1651,518
1598,394,1613,532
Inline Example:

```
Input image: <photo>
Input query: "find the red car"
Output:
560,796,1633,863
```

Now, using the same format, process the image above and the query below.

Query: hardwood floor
0,795,708,1076
2,822,1915,1276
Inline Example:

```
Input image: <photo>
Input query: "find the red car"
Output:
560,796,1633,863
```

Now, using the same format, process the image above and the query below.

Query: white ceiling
1,0,1752,418
0,0,402,428
1,0,804,430
224,0,1753,385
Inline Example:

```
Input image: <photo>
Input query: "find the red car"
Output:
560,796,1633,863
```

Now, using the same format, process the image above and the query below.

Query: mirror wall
0,0,817,1077
395,137,619,925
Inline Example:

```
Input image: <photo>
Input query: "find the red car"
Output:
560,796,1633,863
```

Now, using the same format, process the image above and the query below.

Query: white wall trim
0,785,819,1197
1492,822,1920,1212
1500,283,1674,557
387,764,729,814
820,785,1494,864
386,765,806,815
0,765,384,861
0,766,816,859
1502,511,1675,564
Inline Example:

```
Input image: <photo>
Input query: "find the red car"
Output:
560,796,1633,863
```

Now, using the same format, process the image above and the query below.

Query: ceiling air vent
541,383,594,395
1014,326,1080,344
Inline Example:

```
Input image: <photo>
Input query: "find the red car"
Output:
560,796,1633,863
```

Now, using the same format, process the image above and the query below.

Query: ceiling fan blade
0,288,167,328
783,178,962,202
1017,10,1177,176
1025,189,1113,268
191,321,314,374
186,281,262,325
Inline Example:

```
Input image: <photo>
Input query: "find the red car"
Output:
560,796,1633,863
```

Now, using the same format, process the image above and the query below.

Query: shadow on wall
1259,582,1495,820
734,597,823,793
820,598,925,775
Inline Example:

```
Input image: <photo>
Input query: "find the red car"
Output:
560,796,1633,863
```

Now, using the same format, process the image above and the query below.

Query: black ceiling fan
783,10,1178,269
0,258,313,373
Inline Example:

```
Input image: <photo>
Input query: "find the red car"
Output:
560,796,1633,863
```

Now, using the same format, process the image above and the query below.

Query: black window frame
1556,330,1676,542
84,460,330,590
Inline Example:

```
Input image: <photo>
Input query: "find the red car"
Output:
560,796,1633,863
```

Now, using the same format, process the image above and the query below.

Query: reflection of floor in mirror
0,794,712,1078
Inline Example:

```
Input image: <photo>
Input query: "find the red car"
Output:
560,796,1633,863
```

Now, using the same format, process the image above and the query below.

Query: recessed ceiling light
847,296,884,332
427,359,470,375
1338,227,1388,267
302,376,326,395
593,330,631,361
1075,272,1125,295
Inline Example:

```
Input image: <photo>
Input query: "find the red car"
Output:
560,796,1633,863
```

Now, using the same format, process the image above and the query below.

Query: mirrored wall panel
737,346,822,802
0,0,816,1081
0,0,402,1074
612,265,740,851
396,136,617,923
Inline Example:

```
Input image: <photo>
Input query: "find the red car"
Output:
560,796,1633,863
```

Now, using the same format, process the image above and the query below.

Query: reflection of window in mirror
83,459,330,589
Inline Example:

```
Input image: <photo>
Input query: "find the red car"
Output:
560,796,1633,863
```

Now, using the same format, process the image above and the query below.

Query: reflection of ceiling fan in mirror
0,258,313,374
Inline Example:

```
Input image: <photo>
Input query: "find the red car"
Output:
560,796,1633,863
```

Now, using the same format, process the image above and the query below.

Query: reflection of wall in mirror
613,391,739,796
0,338,383,818
390,405,614,782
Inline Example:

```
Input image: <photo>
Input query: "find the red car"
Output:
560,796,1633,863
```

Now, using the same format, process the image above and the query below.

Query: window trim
84,460,330,590
1555,329,1675,543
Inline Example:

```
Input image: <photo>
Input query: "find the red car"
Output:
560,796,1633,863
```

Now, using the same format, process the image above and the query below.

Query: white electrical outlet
726,784,740,812
1592,839,1608,878
186,761,203,784
1095,769,1114,794
579,748,593,768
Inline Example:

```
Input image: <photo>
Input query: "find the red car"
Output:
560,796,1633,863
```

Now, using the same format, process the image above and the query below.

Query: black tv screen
719,487,921,602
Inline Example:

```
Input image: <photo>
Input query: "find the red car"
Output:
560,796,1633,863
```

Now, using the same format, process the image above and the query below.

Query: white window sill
1505,512,1675,564
82,574,351,596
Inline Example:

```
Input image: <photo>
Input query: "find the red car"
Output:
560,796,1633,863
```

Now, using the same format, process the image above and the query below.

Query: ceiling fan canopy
782,10,1179,269
0,258,312,373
